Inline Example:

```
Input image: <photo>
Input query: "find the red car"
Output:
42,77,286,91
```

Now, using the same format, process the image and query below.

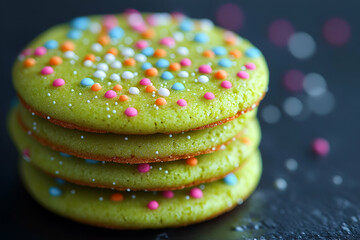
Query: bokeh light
283,97,303,117
268,19,295,46
306,91,335,115
261,105,281,124
283,69,304,92
216,3,244,31
323,18,351,46
288,32,316,59
303,73,327,97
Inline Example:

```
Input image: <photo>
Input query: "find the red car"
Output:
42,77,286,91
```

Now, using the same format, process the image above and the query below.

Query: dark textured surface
1,0,360,239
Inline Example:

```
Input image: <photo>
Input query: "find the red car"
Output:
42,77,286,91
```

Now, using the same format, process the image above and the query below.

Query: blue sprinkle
59,152,72,158
141,62,152,70
70,17,90,30
141,47,154,56
85,159,99,164
44,40,58,49
224,173,238,185
218,58,233,68
194,33,209,43
80,78,94,87
171,83,185,91
161,71,174,80
109,27,124,39
67,29,83,39
213,46,227,56
245,47,261,58
179,19,194,32
156,59,170,68
55,178,66,185
49,186,62,197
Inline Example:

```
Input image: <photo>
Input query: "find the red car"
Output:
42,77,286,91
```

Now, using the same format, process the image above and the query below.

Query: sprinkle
84,54,95,62
104,90,117,99
198,65,212,74
91,43,102,52
154,49,167,58
91,83,102,91
177,46,189,55
124,107,138,117
67,29,82,39
80,78,94,87
179,19,194,32
138,163,150,173
107,48,119,56
245,62,256,70
113,85,122,91
49,56,62,66
44,40,58,49
147,200,159,210
214,70,228,79
186,157,197,166
142,47,154,56
198,75,209,83
129,87,140,95
49,186,62,197
189,188,203,199
97,35,110,45
111,193,124,202
85,159,98,164
194,32,209,43
177,99,187,107
224,173,238,185
135,40,148,49
41,66,54,75
109,26,124,39
142,62,152,70
162,191,174,198
24,58,36,68
245,47,261,58
159,37,176,47
312,138,330,156
229,49,243,58
122,47,135,57
104,53,116,64
53,78,65,87
204,92,215,100
178,71,189,77
218,58,233,68
203,50,215,58
146,85,156,92
180,58,192,67
93,70,106,79
122,71,134,79
158,87,170,97
155,97,167,106
110,73,120,81
123,58,136,66
70,17,90,30
156,59,170,68
34,46,47,56
119,95,128,101
111,61,122,69
221,81,232,89
134,53,147,62
60,41,75,52
141,28,155,39
161,71,174,80
237,71,249,79
169,63,181,71
145,68,158,77
97,63,109,71
212,46,227,56
171,82,185,91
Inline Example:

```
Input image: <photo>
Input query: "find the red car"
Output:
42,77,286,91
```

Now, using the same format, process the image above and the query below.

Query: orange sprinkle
97,35,110,45
113,85,122,91
214,70,228,79
107,48,118,56
145,85,156,93
229,49,243,58
111,193,124,202
91,83,102,91
60,41,75,52
155,97,167,106
23,58,36,68
141,29,155,39
119,95,128,101
169,63,181,71
49,56,62,66
241,137,251,145
202,50,215,58
84,54,96,62
145,68,158,77
186,157,198,166
123,58,136,66
225,36,237,45
153,49,166,58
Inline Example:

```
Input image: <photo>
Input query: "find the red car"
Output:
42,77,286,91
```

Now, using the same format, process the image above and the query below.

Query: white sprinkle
93,70,106,79
169,134,172,138
198,75,209,83
97,63,109,71
124,137,128,141
129,87,140,95
107,114,111,118
121,47,135,57
274,178,287,191
64,51,76,59
158,87,170,97
83,60,93,67
47,93,51,96
68,104,72,107
155,151,159,154
112,110,116,114
178,71,189,78
164,170,169,174
89,22,101,33
112,182,116,185
173,31,184,41
285,158,298,171
134,53,146,62
104,53,116,63
111,60,122,69
53,101,56,104
122,71,134,79
99,197,103,201
187,136,191,139
92,178,95,182
110,73,120,81
177,46,189,55
55,170,59,174
185,195,190,200
91,43,102,52
80,136,84,139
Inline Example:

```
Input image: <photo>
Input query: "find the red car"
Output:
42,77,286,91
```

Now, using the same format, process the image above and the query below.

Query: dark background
1,0,359,239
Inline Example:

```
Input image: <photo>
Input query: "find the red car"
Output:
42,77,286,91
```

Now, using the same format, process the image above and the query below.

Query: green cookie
13,13,268,134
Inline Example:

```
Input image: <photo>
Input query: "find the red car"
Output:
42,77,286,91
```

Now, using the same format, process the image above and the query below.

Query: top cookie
13,12,268,134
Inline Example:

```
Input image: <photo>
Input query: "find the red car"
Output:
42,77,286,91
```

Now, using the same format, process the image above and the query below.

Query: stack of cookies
8,11,268,229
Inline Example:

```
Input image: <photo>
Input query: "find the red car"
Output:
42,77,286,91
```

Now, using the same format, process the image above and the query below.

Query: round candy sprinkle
129,87,140,95
221,81,232,89
49,186,62,197
156,59,170,68
159,37,175,47
223,173,238,185
60,41,75,52
145,68,158,77
177,46,189,55
154,49,167,57
109,27,124,39
104,90,117,99
141,62,152,70
93,70,106,79
229,49,242,58
204,92,215,100
53,78,65,87
177,99,187,107
198,65,212,74
103,15,118,30
24,58,36,68
67,29,82,39
212,46,227,56
80,78,94,87
138,163,150,173
40,66,54,75
124,107,138,117
237,71,249,79
147,200,159,210
214,70,228,79
178,71,189,78
189,188,203,199
218,58,232,68
111,193,124,202
71,17,90,30
97,63,109,71
169,63,181,71
135,40,148,49
172,82,185,91
198,75,209,83
139,78,151,85
91,83,102,91
155,97,167,106
179,19,194,32
142,47,154,56
312,138,330,157
49,56,62,66
194,32,209,43
161,71,174,80
134,53,146,62
180,58,192,66
44,40,58,49
123,58,136,66
186,157,197,166
113,85,122,91
158,87,170,97
162,191,174,199
119,95,129,101
146,85,156,93
34,46,47,56
21,48,32,56
245,47,261,58
55,178,66,185
245,62,256,70
203,50,215,58
110,73,120,81
122,71,134,79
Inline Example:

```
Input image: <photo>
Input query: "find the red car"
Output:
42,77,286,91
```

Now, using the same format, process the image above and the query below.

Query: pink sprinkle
237,71,249,79
312,138,330,157
245,62,256,70
132,24,146,32
171,12,186,21
189,188,203,199
103,15,118,30
40,66,54,75
52,78,65,87
283,69,304,92
147,200,159,210
177,99,187,107
139,78,151,85
146,15,157,26
135,40,148,49
104,90,117,99
124,107,138,117
23,148,30,157
34,46,47,56
198,65,212,74
204,92,215,100
162,191,174,199
221,81,232,89
22,48,32,56
180,58,192,67
127,12,143,26
124,8,140,15
137,163,150,173
159,37,176,48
